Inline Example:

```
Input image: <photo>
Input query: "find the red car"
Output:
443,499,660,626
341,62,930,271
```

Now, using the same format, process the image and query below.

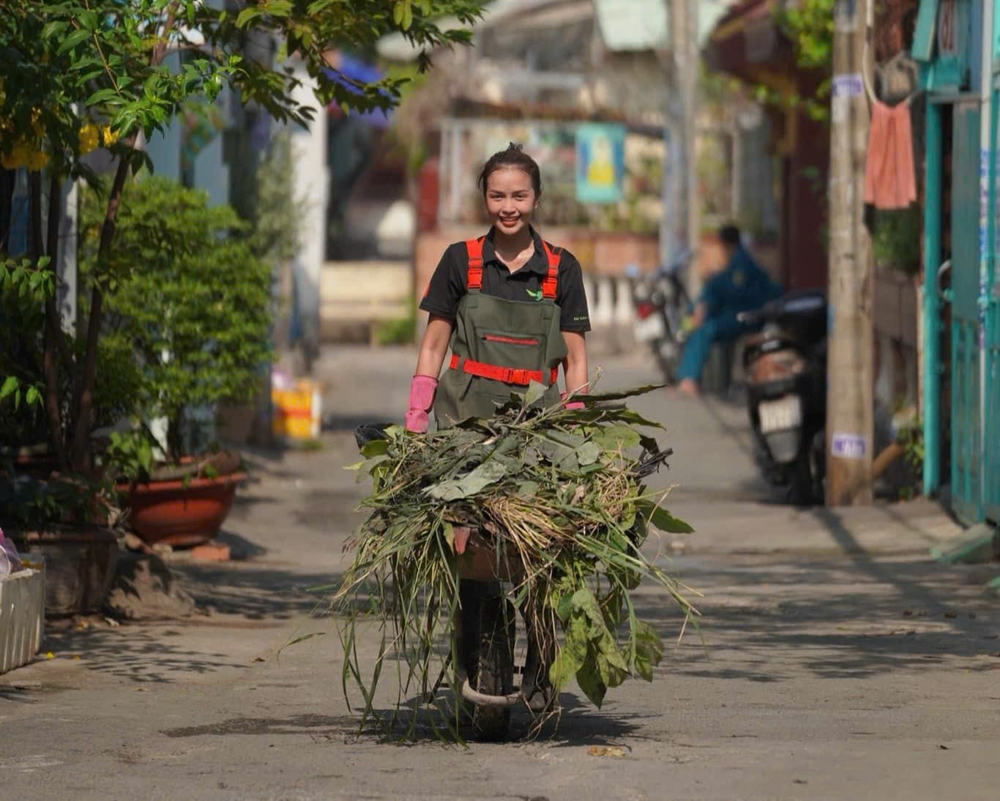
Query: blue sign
575,123,625,204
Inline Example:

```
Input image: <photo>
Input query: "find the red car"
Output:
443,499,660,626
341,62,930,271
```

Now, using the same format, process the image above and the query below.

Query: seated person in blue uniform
677,224,783,396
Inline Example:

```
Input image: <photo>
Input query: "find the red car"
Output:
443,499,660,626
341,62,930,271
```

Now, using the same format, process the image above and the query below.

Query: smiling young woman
401,142,592,710
405,142,591,437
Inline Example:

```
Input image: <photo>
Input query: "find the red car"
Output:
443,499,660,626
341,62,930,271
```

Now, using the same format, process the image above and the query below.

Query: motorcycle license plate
633,314,665,342
758,396,802,434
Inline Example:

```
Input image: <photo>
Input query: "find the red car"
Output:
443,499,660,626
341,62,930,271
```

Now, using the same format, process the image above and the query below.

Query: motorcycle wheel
787,436,823,506
468,595,515,742
654,339,681,384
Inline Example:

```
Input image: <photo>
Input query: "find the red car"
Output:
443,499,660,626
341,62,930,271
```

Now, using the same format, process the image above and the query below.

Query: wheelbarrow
354,424,543,742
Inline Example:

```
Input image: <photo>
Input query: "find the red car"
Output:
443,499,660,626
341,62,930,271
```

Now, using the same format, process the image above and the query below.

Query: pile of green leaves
336,383,697,737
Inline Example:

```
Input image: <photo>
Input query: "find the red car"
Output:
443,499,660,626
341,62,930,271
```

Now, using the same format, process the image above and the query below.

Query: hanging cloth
864,99,917,210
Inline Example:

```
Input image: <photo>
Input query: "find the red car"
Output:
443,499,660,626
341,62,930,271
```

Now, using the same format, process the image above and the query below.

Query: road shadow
37,561,344,684
42,624,250,684
161,713,358,740
171,563,340,620
625,555,999,685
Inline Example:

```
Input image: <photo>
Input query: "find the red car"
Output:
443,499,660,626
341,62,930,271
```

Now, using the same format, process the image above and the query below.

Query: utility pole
666,0,699,282
825,0,873,505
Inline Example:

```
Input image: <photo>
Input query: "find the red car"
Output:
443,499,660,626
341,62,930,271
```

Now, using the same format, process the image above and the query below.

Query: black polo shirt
419,227,591,332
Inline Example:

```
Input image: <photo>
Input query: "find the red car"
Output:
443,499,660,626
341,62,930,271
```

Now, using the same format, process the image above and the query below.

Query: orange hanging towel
864,99,917,209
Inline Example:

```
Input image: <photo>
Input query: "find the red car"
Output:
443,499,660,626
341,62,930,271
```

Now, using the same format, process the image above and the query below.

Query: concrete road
2,347,998,800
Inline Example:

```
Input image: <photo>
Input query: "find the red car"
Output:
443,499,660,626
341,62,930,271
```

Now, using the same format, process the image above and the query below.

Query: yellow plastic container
272,379,322,440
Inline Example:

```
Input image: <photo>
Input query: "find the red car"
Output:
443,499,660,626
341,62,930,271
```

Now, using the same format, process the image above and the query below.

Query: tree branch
68,3,180,471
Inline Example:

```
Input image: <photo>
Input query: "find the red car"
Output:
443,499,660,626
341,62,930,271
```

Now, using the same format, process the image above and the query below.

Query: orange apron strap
465,237,485,291
449,354,558,387
539,239,560,300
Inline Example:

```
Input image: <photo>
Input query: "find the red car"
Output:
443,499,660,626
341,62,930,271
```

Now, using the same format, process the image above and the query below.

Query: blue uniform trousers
677,311,745,382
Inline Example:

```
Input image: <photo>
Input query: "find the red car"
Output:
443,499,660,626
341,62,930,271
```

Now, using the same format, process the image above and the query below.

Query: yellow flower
79,123,99,155
1,142,29,170
26,149,49,171
101,125,118,146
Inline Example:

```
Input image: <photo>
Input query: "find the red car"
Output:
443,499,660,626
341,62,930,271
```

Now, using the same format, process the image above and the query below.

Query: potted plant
80,176,271,546
1,259,140,615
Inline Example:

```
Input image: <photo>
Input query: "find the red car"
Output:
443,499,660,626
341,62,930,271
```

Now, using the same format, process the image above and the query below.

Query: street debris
587,745,627,758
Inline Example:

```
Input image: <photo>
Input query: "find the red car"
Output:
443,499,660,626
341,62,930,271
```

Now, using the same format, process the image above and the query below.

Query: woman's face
484,166,537,238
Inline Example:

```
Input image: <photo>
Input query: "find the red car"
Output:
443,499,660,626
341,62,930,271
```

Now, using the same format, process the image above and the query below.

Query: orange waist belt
449,354,557,386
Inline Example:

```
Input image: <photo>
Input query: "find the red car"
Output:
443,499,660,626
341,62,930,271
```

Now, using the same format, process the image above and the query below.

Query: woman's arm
414,315,455,377
562,330,589,395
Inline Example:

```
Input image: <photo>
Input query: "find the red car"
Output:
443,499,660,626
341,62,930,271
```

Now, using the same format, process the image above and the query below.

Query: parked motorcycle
628,251,694,383
738,290,828,505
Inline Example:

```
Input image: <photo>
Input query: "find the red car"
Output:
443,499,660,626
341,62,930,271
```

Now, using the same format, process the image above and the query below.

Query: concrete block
929,523,997,565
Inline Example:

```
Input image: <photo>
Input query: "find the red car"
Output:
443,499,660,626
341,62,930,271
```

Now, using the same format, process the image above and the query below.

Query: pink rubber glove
404,375,438,433
561,389,587,411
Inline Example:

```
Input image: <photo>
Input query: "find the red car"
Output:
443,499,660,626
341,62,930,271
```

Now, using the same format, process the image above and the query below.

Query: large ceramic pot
120,471,247,547
12,526,119,616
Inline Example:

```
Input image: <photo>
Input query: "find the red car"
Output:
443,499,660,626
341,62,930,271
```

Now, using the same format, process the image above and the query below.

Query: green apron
435,237,567,428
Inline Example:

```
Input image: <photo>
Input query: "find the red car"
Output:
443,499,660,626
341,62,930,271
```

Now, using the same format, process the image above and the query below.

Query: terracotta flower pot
119,471,247,548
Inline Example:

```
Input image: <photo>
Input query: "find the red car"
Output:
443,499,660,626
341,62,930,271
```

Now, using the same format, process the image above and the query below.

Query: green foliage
873,206,922,275
0,1,486,174
250,130,303,267
0,468,112,531
335,385,697,737
81,176,272,461
104,428,155,483
778,0,835,70
0,0,486,475
373,308,416,346
729,0,834,123
0,257,53,427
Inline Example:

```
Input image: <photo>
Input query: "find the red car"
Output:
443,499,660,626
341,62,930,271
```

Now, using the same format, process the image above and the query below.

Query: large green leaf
522,379,547,408
516,480,539,499
424,458,509,500
576,441,602,466
633,621,664,682
549,613,589,689
360,438,389,459
579,384,665,402
650,505,694,534
575,655,607,708
592,424,641,452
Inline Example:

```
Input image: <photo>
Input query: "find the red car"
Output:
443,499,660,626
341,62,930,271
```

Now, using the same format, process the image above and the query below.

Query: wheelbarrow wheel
469,594,515,742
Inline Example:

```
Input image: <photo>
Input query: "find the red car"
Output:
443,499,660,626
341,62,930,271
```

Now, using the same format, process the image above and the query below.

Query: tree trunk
67,8,176,473
0,167,15,252
43,175,69,470
69,135,137,472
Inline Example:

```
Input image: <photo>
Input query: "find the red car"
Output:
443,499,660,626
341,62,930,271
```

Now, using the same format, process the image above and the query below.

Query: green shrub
81,177,272,462
374,308,416,346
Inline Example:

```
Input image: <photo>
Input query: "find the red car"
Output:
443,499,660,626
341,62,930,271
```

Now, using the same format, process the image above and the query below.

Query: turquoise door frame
985,81,1000,523
919,0,999,525
922,98,943,496
950,101,984,524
